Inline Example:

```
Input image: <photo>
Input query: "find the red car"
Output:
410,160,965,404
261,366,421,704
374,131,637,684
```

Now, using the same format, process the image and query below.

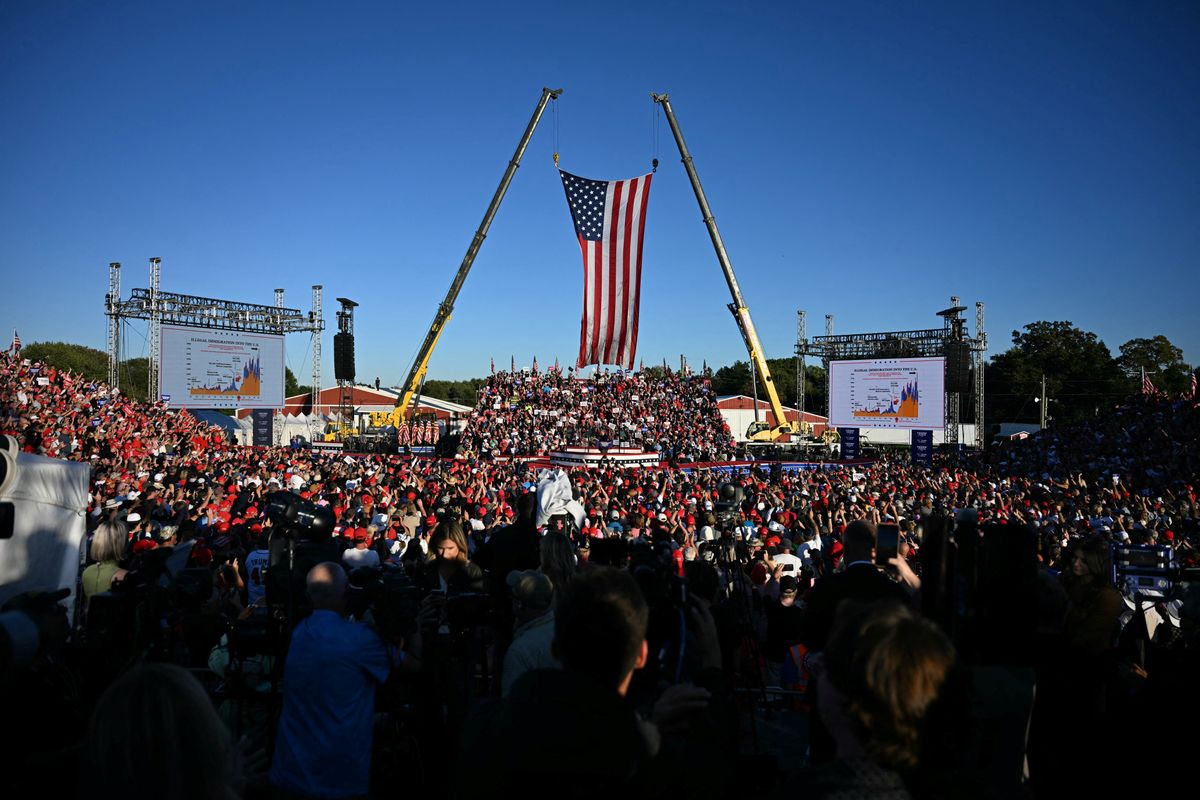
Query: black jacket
456,669,658,799
802,562,909,652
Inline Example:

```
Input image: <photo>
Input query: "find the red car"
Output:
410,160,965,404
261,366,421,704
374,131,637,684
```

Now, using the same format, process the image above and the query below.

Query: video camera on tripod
261,491,338,615
1111,543,1200,599
346,566,423,642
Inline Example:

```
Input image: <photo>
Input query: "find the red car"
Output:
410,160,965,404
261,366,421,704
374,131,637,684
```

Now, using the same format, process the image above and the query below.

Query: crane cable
552,95,560,168
651,102,659,173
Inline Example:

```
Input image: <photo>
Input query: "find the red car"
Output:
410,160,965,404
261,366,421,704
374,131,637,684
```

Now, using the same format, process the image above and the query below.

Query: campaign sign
251,408,273,447
912,429,933,466
838,427,860,460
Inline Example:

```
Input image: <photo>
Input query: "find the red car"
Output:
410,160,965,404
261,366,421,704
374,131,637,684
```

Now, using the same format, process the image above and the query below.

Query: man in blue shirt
270,562,391,799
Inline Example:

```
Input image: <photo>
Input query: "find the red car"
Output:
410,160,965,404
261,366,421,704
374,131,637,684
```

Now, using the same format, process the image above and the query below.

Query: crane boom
650,92,795,440
393,87,563,424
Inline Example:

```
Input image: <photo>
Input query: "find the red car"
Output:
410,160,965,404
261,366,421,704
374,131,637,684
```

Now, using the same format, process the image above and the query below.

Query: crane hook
652,157,658,174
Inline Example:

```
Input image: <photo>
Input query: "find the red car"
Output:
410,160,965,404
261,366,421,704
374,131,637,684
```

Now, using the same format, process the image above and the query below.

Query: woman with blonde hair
801,600,955,795
423,519,484,594
82,520,128,609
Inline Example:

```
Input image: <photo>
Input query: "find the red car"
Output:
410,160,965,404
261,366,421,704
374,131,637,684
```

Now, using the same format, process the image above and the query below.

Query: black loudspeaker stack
334,332,356,382
945,341,971,394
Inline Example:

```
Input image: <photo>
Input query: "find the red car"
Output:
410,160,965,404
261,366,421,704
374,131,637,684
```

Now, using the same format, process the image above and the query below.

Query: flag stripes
561,170,652,371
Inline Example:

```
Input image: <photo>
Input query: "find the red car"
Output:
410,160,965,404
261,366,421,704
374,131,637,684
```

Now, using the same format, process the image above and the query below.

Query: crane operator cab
746,420,772,440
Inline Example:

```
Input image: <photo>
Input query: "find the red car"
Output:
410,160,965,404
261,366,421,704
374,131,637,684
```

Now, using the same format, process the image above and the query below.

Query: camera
347,566,423,642
1111,543,1200,599
263,491,335,541
629,535,687,610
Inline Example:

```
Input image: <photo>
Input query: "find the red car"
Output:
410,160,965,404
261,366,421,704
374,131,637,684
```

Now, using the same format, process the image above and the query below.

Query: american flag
1188,371,1197,402
10,329,19,353
1142,368,1155,396
560,170,653,371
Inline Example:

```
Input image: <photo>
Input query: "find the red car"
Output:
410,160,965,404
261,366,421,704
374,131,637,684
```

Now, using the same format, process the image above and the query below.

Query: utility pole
1040,374,1047,430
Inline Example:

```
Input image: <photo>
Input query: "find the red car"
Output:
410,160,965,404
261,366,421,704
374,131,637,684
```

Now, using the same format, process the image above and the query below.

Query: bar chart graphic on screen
188,346,263,398
158,325,284,409
829,357,945,430
850,371,921,420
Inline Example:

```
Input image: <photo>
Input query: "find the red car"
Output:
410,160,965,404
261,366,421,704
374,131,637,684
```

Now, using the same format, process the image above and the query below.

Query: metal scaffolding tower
795,310,807,417
106,262,121,388
796,299,988,448
105,261,324,406
940,297,964,447
974,302,987,449
310,285,323,413
147,258,162,399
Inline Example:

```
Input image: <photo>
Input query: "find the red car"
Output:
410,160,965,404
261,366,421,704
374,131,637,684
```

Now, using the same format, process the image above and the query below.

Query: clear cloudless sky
2,1,1197,388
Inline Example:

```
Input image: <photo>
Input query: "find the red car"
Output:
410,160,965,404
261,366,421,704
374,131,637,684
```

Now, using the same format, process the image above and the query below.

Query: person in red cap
343,527,381,571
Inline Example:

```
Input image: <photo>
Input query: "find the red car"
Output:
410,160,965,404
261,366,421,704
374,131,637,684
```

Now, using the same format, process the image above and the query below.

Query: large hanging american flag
560,170,652,370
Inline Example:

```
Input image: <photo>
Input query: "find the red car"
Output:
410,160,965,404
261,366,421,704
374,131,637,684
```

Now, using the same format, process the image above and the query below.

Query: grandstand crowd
1,347,1198,798
464,366,736,461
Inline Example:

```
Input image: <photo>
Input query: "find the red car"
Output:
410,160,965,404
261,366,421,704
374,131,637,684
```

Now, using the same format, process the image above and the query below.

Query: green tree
121,357,150,402
21,341,150,401
985,321,1123,426
710,361,751,395
421,378,485,406
1117,335,1190,395
285,367,313,398
708,358,827,415
21,341,108,382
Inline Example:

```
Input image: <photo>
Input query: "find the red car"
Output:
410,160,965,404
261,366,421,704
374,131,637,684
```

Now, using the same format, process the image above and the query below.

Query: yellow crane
391,87,562,427
651,92,797,442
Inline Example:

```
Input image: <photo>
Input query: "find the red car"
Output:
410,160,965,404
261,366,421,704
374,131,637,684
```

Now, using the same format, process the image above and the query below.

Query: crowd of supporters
464,367,736,462
1,346,1198,798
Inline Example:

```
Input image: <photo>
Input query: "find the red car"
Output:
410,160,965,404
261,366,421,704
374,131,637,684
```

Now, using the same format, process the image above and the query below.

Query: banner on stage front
251,409,274,446
838,427,860,460
829,357,946,430
158,325,285,409
912,429,933,466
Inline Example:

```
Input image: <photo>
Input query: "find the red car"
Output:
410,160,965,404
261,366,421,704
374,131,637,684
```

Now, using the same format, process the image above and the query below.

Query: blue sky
2,1,1197,386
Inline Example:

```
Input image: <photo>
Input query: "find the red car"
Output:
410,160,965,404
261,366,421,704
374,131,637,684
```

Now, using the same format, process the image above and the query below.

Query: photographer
270,562,401,800
418,521,485,598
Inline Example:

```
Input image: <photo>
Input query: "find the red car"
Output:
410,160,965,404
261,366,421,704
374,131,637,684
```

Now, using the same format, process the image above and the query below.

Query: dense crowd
1,347,1198,798
464,367,736,461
